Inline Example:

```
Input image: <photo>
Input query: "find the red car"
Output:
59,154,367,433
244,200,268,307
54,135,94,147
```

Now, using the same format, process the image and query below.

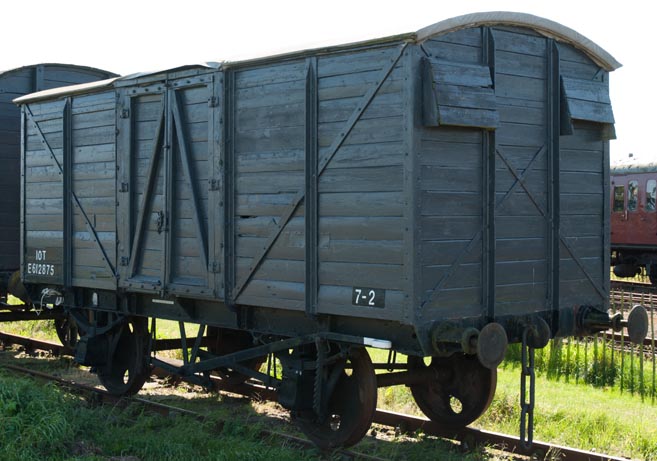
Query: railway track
611,280,657,303
0,330,630,461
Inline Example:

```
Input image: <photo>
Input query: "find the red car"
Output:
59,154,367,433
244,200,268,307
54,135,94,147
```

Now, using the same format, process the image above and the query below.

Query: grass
0,369,330,461
504,338,657,399
368,347,657,460
3,320,657,459
482,368,657,460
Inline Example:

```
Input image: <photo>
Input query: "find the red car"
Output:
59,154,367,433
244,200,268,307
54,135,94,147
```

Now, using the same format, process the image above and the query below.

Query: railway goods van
0,64,116,294
13,12,646,448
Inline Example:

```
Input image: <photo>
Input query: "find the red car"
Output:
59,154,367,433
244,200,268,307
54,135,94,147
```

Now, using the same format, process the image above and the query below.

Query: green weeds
503,338,656,400
0,371,321,461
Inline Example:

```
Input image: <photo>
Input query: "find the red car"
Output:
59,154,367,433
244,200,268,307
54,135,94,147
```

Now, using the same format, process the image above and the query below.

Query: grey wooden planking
14,16,617,347
19,72,116,286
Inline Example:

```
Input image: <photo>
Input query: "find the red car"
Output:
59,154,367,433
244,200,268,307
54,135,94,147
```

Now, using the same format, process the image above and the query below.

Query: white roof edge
13,77,119,104
416,11,621,71
14,13,620,105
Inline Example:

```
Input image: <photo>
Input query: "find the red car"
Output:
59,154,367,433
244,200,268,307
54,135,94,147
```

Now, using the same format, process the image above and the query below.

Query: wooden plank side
560,148,603,173
421,239,482,266
421,125,482,144
562,77,611,105
430,59,493,87
238,215,404,240
71,109,115,131
318,47,398,78
422,286,482,317
559,59,600,80
435,84,496,110
561,171,603,194
422,27,482,63
566,99,614,124
495,191,547,217
240,279,305,302
235,61,306,89
319,115,403,147
319,166,403,193
561,193,603,216
319,240,403,265
0,72,33,92
493,28,547,57
420,216,481,241
421,191,481,216
495,167,548,192
420,165,481,192
495,50,546,79
238,166,403,194
496,238,547,262
438,106,498,129
422,263,481,291
319,74,403,102
41,67,111,85
495,123,547,148
498,104,545,126
233,69,307,286
71,90,116,110
420,140,482,168
495,74,546,102
559,278,605,304
236,141,404,173
235,79,305,109
320,192,404,217
236,102,305,129
72,143,115,165
319,91,404,123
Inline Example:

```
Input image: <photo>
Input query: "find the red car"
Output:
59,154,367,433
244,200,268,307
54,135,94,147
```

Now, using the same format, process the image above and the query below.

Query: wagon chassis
64,303,506,448
0,331,634,461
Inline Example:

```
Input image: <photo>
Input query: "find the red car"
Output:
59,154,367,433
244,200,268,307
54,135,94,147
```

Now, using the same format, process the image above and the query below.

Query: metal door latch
156,211,166,234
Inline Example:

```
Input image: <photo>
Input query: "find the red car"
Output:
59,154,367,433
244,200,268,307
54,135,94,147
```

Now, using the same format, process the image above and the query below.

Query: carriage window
628,180,639,211
647,180,657,212
613,186,625,212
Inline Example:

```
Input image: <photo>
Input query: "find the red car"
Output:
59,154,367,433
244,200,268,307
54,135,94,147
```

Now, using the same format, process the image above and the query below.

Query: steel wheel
97,317,150,396
54,314,79,349
407,353,496,429
206,327,265,386
297,346,377,449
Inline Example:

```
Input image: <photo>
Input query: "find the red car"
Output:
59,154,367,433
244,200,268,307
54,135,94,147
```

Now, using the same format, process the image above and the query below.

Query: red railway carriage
610,162,657,284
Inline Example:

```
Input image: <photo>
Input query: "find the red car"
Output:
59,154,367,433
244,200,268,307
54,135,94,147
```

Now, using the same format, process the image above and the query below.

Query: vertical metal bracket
547,39,561,330
305,57,319,317
63,98,73,288
520,328,536,449
482,27,497,321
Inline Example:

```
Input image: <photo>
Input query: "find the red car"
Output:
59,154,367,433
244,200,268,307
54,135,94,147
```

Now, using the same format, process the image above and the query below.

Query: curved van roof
14,12,620,104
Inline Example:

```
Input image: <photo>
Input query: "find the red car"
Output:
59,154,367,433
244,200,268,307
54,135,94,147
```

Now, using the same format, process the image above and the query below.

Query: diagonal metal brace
126,102,166,279
171,91,209,272
421,145,546,309
497,148,606,300
231,43,409,302
25,105,117,279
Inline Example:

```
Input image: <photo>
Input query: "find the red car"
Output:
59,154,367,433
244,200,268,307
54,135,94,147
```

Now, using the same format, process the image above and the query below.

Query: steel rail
372,410,629,461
